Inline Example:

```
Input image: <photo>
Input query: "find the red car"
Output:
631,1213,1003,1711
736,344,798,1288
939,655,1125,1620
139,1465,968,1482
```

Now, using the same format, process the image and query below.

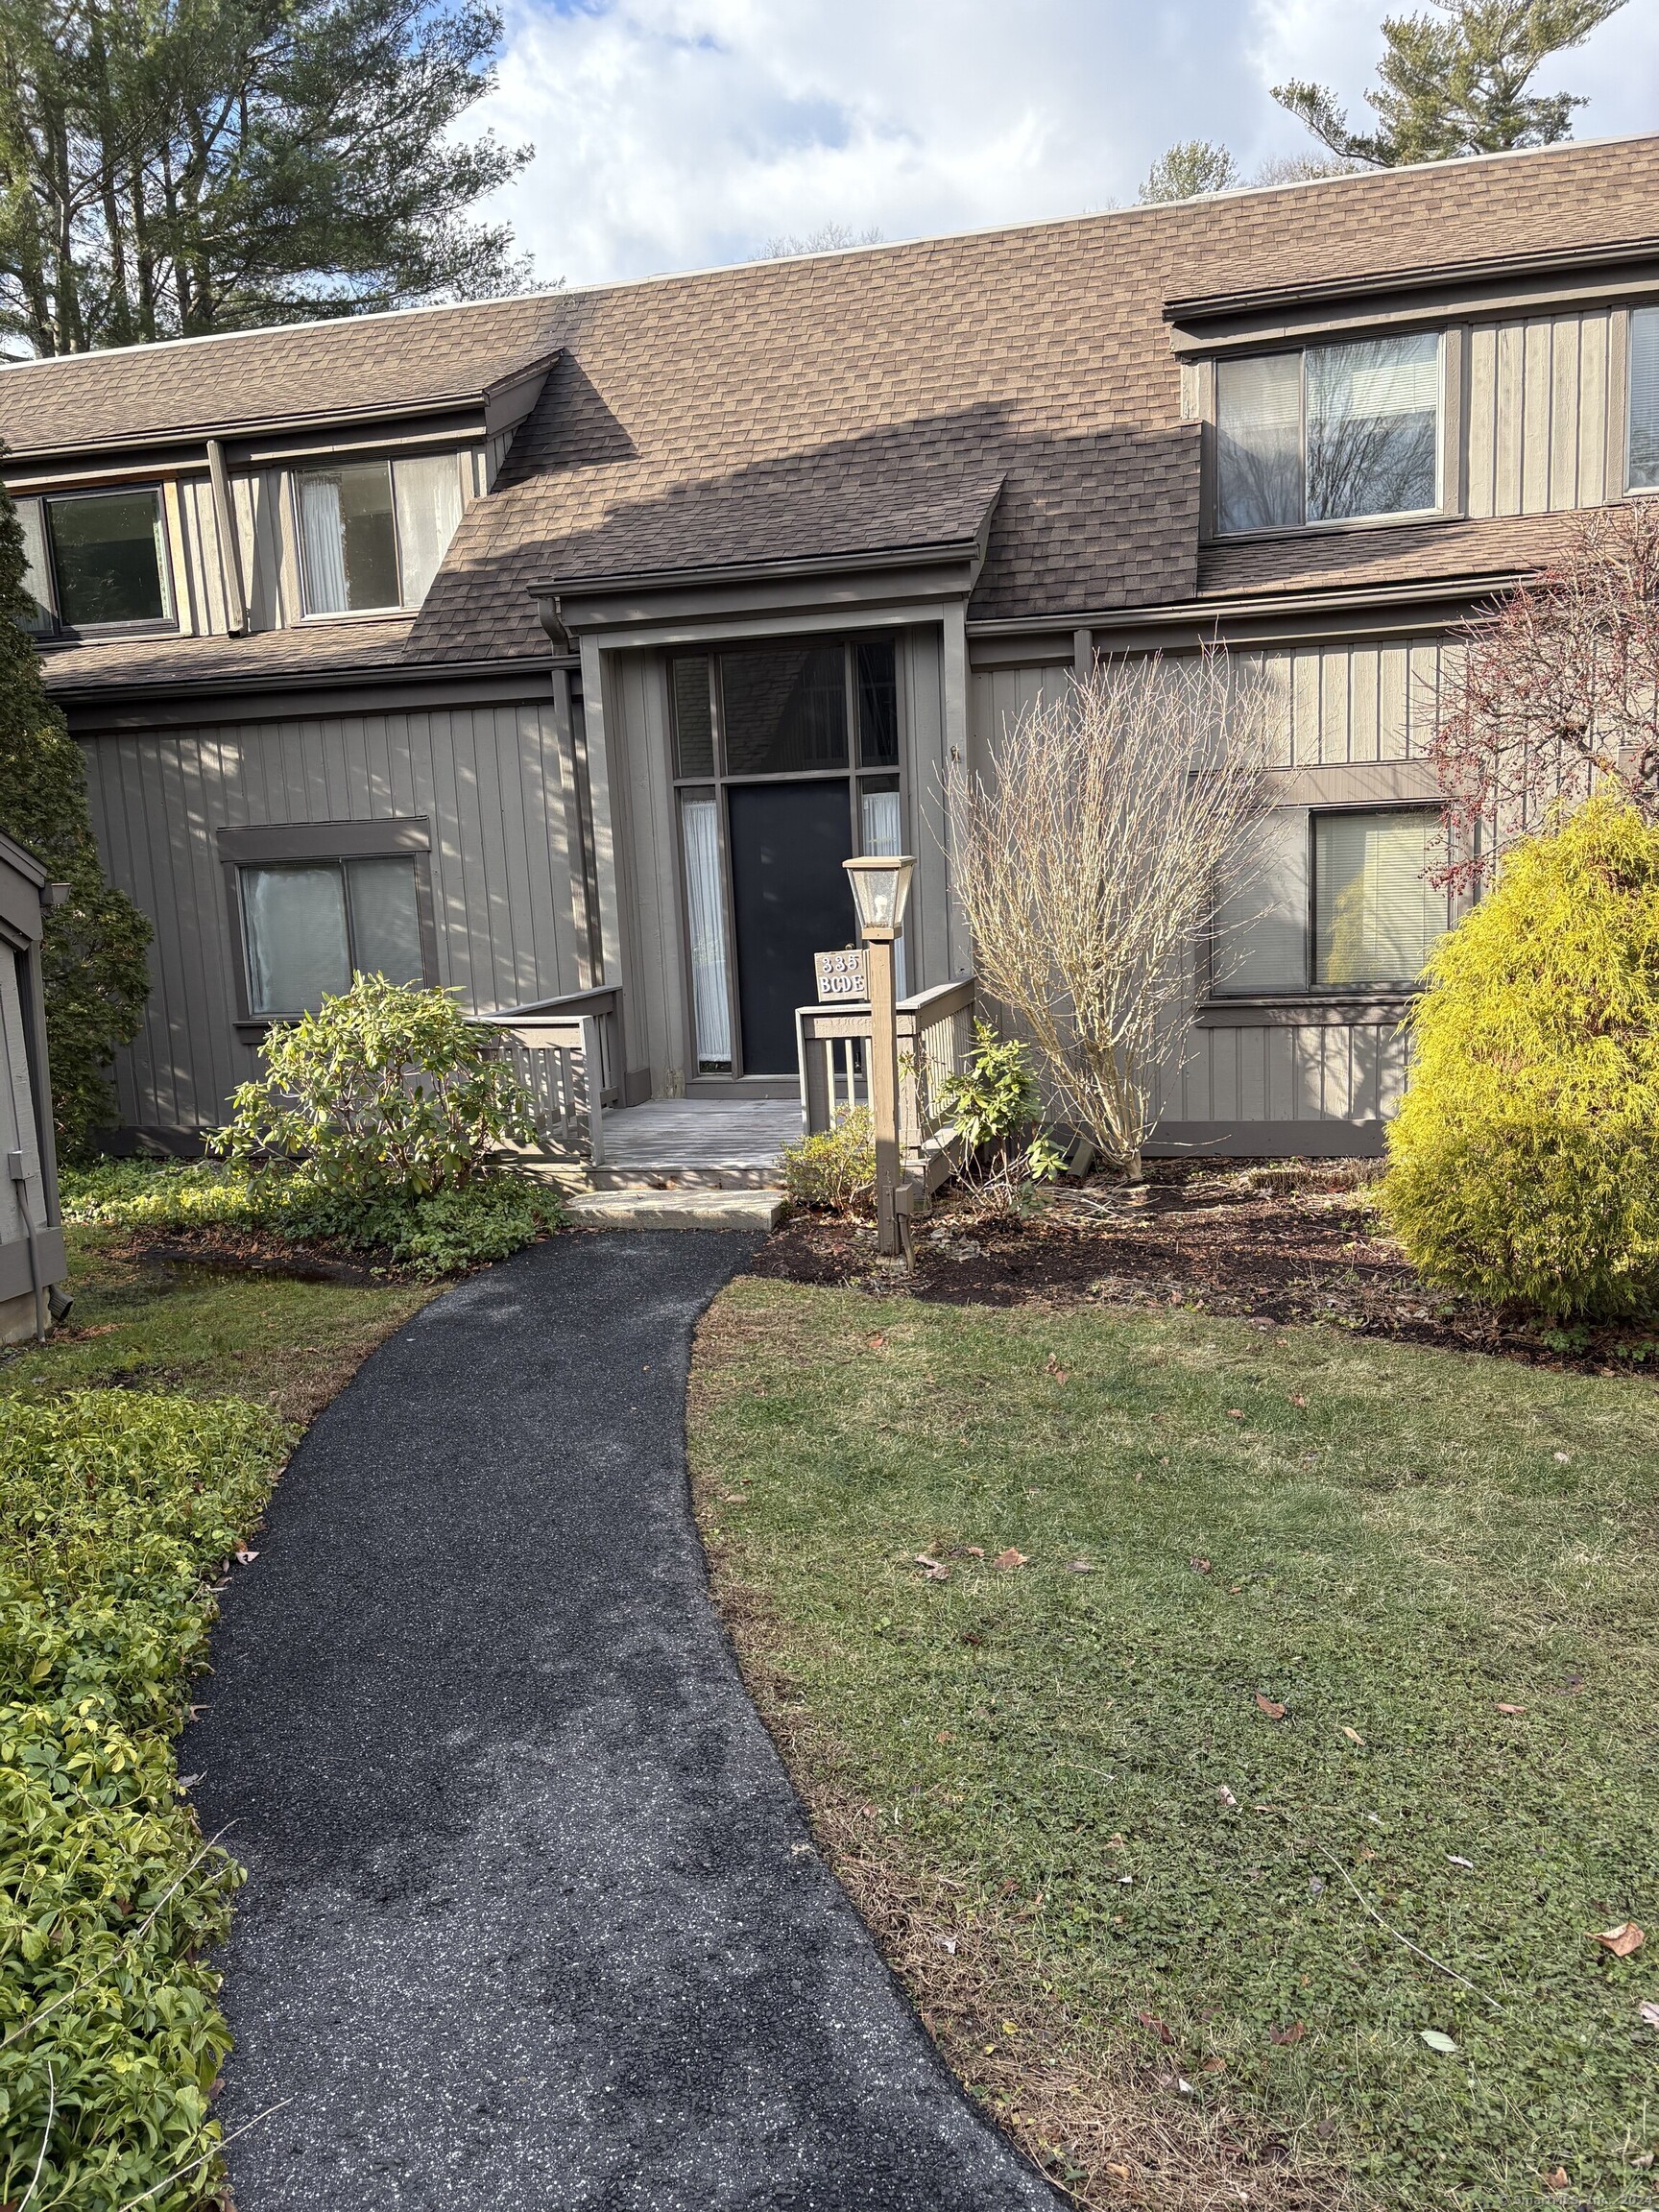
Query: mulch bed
111,1225,398,1286
751,1164,1659,1377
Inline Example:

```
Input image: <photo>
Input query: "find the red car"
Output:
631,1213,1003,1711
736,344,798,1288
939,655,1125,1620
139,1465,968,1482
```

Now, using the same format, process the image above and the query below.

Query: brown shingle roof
20,132,1659,689
0,296,562,454
39,616,425,694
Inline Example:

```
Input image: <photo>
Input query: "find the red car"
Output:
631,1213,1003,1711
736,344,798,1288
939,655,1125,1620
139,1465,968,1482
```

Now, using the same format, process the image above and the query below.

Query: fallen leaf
931,1933,957,1955
1595,1921,1645,1959
964,1546,985,1559
1552,1451,1572,1464
868,1333,887,1351
1419,2030,1458,2055
992,1548,1028,1570
1216,1785,1238,1807
1200,2056,1226,2074
1190,1555,1213,1574
1290,1393,1308,1407
1495,1702,1527,1715
1342,1726,1364,1744
1544,2170,1570,2192
1638,2001,1659,2030
1269,2021,1306,2046
1255,1693,1287,1720
1447,1855,1476,1871
1066,1558,1094,1573
1226,1407,1244,1420
913,1553,950,1582
1137,2009,1175,2046
1045,1355,1070,1384
233,1548,258,1565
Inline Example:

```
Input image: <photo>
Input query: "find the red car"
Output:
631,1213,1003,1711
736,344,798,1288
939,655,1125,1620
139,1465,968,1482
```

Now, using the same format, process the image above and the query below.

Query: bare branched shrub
1430,503,1659,893
950,652,1272,1179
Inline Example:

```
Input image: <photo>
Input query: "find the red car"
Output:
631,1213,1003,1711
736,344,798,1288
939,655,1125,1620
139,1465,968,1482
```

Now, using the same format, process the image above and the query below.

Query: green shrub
0,1392,287,2211
60,1156,561,1277
1384,797,1659,1319
215,972,539,1196
935,1023,1066,1210
781,1107,876,1213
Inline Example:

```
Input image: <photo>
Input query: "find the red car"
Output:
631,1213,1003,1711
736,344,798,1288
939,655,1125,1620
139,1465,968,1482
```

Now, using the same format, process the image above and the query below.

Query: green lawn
690,1281,1659,2211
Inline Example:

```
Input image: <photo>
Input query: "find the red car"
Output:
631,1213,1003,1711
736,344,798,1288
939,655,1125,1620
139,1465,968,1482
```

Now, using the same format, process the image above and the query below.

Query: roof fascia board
570,599,953,656
540,540,993,642
482,360,555,439
1167,246,1659,357
968,576,1521,662
53,657,565,733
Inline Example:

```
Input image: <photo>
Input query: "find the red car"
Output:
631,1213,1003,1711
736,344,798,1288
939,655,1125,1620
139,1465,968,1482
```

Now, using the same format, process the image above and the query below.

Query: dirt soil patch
108,1222,411,1286
752,1164,1659,1376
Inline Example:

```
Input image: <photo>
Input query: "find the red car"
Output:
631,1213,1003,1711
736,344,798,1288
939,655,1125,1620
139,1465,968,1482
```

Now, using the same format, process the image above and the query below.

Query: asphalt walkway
185,1232,1058,2210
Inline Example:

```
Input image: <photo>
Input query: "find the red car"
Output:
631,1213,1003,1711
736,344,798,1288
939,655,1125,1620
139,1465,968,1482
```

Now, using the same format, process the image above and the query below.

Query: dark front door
727,781,855,1073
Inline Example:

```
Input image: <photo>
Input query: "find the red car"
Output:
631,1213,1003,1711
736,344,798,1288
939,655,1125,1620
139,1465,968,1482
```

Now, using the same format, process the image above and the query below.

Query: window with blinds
1215,332,1443,536
1628,307,1659,490
1213,806,1446,995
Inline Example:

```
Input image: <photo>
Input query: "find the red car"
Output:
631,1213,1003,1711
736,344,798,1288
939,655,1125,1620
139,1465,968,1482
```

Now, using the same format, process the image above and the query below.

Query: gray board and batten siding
970,639,1454,1156
0,834,66,1342
81,690,589,1141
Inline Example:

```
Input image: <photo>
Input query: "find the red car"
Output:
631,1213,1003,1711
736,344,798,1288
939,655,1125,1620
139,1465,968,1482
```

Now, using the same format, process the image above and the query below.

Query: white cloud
471,0,1659,289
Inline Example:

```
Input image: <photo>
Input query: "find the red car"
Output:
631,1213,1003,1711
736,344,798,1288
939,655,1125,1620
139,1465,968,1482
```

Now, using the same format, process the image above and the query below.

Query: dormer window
296,454,464,615
1215,333,1443,535
15,488,176,632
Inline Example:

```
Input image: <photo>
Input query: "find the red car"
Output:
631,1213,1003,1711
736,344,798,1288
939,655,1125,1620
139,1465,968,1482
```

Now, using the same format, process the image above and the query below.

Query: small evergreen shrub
936,1024,1066,1211
216,972,538,1195
0,1392,287,2210
781,1107,876,1214
1384,797,1659,1319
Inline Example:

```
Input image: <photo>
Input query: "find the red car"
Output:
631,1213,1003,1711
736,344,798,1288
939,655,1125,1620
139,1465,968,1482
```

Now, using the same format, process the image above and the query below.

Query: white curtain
299,475,349,613
681,798,732,1066
860,786,907,998
393,454,465,606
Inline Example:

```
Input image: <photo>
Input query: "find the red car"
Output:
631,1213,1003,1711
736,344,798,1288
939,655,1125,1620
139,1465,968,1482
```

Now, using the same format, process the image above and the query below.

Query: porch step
563,1187,785,1232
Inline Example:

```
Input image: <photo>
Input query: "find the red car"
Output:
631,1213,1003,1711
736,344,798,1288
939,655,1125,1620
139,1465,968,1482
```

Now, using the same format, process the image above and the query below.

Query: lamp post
843,854,915,1259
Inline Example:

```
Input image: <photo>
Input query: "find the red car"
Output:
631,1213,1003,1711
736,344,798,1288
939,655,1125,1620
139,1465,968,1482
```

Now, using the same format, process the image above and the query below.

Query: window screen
298,463,400,613
1211,808,1310,994
1215,334,1442,535
14,498,54,633
1313,809,1445,986
242,855,424,1015
1306,334,1440,524
46,490,172,627
720,646,848,774
672,656,714,777
1629,307,1659,490
392,454,464,605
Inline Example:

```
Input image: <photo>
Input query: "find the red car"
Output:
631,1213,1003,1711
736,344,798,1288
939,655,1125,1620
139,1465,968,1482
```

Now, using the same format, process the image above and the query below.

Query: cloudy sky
471,0,1659,291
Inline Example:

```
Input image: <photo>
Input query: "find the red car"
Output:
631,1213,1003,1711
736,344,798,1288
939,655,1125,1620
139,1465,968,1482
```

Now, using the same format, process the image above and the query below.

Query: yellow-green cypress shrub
1383,796,1659,1319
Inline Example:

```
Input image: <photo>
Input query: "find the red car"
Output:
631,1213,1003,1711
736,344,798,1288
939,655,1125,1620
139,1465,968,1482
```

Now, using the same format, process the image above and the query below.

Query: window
34,489,174,629
720,645,849,774
1213,806,1446,996
296,453,464,615
1628,306,1659,490
240,855,426,1016
1215,333,1443,535
13,500,54,634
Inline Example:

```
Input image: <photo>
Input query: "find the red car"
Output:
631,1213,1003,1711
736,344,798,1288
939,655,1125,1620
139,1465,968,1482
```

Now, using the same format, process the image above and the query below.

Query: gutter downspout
206,437,247,634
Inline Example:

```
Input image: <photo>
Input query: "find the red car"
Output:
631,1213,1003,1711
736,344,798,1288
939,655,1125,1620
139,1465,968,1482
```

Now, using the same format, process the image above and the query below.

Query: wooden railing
469,986,620,1165
796,975,976,1198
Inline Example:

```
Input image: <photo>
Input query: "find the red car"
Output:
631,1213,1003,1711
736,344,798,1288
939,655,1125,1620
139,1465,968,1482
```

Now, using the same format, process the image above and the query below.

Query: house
7,132,1659,1164
0,831,65,1341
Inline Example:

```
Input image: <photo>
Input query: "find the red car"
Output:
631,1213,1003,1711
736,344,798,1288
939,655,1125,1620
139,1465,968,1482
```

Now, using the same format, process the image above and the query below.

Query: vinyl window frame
216,817,438,1031
1203,329,1460,544
19,484,179,637
1201,800,1451,1021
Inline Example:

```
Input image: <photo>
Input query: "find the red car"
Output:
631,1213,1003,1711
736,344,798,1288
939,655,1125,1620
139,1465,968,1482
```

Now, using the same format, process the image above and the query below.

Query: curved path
185,1233,1058,2211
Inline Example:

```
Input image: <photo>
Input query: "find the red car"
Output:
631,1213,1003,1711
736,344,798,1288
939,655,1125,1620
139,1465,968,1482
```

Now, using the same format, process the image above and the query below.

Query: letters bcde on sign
814,949,868,1002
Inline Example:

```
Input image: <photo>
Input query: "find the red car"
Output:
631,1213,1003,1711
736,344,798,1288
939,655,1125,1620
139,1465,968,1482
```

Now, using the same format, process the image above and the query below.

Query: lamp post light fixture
843,855,915,1259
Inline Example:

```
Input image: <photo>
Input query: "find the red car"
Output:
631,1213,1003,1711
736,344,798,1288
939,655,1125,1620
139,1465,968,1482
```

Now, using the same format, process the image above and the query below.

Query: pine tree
1274,0,1626,168
0,0,537,356
0,482,150,1153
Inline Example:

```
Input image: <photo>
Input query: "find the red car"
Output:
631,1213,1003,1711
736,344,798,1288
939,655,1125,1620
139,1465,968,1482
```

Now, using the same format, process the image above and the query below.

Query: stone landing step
564,1187,785,1231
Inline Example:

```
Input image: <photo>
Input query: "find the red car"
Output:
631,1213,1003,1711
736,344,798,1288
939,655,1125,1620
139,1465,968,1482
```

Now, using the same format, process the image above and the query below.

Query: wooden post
868,933,901,1257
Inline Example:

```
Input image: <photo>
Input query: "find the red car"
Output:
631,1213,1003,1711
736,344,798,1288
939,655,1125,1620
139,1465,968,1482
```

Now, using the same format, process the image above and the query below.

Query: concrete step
564,1187,785,1231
